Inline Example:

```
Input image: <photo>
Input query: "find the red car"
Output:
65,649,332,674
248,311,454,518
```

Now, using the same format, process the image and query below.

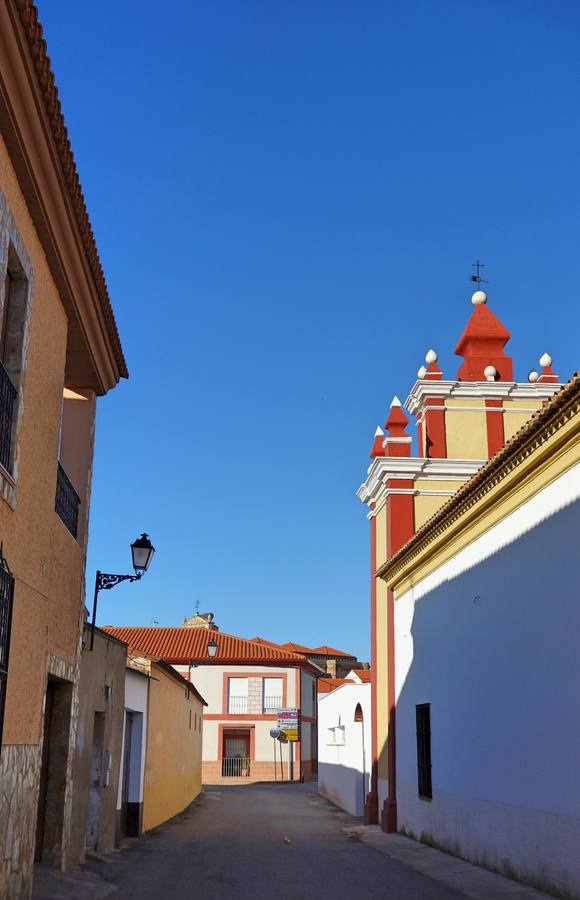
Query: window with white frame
262,677,283,713
228,677,248,714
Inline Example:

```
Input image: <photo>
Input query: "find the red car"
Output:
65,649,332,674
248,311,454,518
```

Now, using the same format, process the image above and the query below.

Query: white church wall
394,463,580,897
318,684,371,817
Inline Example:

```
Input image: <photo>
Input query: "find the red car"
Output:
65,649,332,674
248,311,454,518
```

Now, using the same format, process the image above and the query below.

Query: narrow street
75,783,463,900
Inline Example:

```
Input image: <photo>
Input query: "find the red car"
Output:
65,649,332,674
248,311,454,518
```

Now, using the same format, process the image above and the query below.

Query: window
416,703,432,799
262,677,283,713
0,249,29,474
228,677,248,714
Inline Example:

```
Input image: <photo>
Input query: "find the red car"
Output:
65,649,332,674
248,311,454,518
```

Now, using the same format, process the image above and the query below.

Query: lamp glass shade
207,638,218,658
131,533,155,573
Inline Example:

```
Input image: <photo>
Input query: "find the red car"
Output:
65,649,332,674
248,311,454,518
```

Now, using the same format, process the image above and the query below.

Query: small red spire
454,292,514,382
384,397,411,458
536,353,558,384
384,396,409,435
369,426,385,458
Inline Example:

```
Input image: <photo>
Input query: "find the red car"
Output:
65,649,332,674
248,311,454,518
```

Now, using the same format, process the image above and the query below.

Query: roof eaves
14,1,128,381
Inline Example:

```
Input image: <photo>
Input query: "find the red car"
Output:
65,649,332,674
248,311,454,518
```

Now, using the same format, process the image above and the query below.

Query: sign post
277,708,300,780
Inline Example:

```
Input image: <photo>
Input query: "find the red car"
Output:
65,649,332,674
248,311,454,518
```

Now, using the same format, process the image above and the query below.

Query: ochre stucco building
358,287,562,831
0,4,126,898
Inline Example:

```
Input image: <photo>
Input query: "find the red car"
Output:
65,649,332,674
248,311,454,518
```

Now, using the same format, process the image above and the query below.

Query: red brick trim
485,399,504,458
424,397,447,458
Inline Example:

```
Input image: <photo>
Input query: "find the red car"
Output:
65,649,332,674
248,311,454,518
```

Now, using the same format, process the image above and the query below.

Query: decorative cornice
11,0,127,381
405,379,561,415
378,373,580,583
357,457,483,507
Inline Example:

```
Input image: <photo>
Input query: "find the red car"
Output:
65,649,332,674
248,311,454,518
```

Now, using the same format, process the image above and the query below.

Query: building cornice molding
378,374,580,587
0,1,127,391
358,457,483,508
405,379,561,415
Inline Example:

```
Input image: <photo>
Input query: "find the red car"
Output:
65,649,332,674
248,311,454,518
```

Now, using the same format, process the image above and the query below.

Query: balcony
228,696,248,715
0,361,16,473
263,695,283,714
55,462,80,539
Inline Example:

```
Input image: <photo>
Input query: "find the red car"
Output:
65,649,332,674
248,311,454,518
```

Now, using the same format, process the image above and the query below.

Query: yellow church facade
374,372,580,896
358,287,562,830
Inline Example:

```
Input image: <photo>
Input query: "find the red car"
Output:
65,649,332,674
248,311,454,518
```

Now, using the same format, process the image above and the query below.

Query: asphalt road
83,783,468,900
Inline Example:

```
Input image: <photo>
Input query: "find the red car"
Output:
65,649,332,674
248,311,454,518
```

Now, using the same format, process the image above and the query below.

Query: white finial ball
471,290,487,305
484,365,497,382
425,349,438,364
539,352,552,368
528,370,539,383
417,365,427,379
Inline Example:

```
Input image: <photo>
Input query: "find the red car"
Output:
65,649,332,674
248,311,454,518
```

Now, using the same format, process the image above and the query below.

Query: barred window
416,703,432,800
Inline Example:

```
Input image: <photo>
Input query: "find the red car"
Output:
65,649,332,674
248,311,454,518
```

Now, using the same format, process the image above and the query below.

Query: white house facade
318,682,371,816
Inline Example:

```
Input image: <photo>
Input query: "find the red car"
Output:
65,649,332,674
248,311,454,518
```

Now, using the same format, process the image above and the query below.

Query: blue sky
40,1,579,660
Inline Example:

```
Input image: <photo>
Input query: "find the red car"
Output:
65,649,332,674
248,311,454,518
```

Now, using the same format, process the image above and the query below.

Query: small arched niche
354,703,363,723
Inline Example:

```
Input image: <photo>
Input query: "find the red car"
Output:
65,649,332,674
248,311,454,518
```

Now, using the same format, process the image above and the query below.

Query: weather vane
470,260,488,288
195,597,200,616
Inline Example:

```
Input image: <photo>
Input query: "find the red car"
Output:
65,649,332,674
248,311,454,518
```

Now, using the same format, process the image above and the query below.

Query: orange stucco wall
0,132,91,746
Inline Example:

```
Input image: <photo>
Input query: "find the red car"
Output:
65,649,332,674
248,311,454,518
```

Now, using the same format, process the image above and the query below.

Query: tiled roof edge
15,0,128,379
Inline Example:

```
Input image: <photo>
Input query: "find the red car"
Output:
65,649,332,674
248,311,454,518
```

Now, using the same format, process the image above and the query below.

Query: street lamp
89,533,155,650
207,637,218,658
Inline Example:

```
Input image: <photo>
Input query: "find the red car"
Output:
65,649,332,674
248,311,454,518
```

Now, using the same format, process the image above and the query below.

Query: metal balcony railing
228,696,248,715
222,757,250,777
263,695,283,713
0,361,16,473
55,462,80,539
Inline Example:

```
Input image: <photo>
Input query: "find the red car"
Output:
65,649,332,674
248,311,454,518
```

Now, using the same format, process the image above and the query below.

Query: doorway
35,677,73,865
222,731,250,777
120,711,144,838
86,712,105,851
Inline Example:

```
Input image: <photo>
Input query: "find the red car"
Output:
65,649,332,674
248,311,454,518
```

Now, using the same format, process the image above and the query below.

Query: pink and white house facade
106,626,321,783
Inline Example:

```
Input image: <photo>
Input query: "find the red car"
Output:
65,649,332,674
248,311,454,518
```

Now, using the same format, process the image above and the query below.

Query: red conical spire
384,396,409,436
454,291,513,382
384,397,411,458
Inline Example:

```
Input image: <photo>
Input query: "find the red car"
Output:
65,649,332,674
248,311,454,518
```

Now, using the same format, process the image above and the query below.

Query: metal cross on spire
194,597,200,616
470,259,488,287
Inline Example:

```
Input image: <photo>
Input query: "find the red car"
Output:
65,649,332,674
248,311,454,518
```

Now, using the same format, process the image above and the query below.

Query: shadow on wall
394,498,580,898
318,762,371,818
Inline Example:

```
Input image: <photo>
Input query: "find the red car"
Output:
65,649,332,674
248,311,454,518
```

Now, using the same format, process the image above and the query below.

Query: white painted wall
394,464,580,897
116,667,149,811
318,684,371,816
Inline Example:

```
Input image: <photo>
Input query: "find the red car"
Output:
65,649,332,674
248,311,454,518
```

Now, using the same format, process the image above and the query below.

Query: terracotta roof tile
352,669,371,683
309,645,355,657
281,642,312,654
15,1,127,379
102,626,311,666
317,677,355,694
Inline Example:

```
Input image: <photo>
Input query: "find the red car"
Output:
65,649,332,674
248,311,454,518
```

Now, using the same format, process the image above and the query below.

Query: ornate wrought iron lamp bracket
89,569,143,651
97,571,142,591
